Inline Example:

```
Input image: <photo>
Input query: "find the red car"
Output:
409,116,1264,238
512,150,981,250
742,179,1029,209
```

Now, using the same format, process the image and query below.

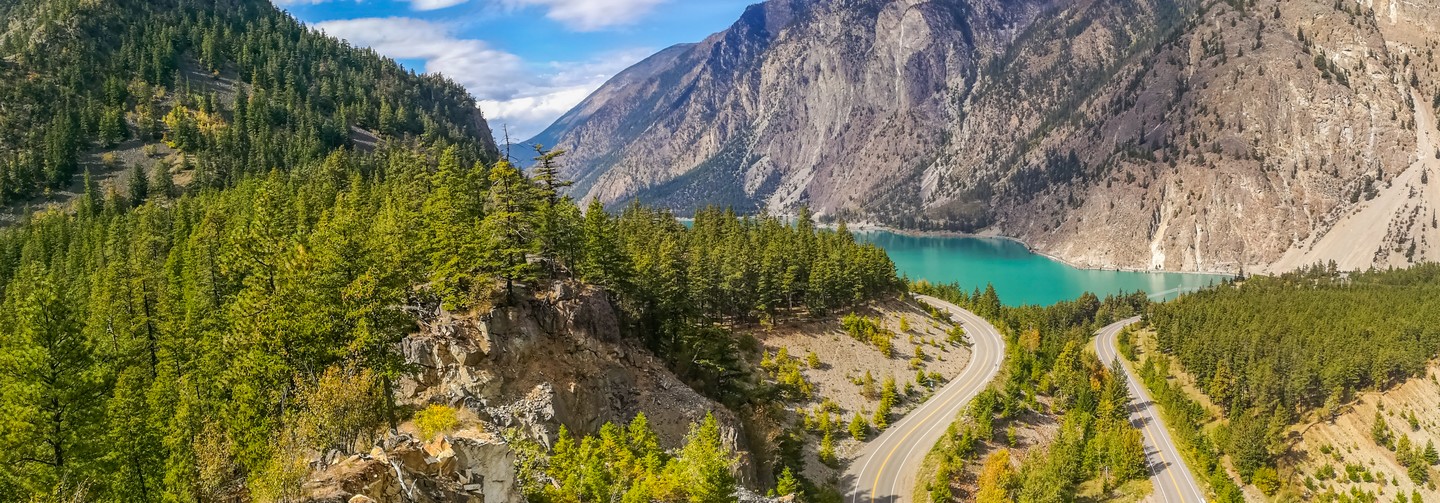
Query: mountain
532,0,1440,274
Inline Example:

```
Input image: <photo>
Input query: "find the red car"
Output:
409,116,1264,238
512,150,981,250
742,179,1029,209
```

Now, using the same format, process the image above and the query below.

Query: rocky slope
532,0,1440,274
395,282,749,453
299,282,756,502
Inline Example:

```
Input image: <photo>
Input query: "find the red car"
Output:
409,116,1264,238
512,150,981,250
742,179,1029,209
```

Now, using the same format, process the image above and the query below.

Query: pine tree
818,431,837,467
530,145,572,207
423,147,483,308
531,145,579,268
1372,410,1391,446
850,413,869,441
377,100,395,135
874,376,897,430
774,467,800,498
149,162,175,199
480,160,538,300
127,162,149,206
100,106,128,147
80,168,102,217
673,413,737,503
0,268,103,496
578,199,630,290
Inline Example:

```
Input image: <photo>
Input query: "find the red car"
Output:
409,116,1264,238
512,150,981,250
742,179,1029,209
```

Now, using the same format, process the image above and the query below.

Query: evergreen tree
579,199,630,290
0,268,103,497
422,147,483,308
149,162,175,199
127,162,149,207
774,467,800,498
479,160,538,299
100,106,128,147
80,168,102,217
672,413,738,503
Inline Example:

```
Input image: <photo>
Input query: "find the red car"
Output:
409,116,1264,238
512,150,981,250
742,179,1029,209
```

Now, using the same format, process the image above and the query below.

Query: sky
271,0,756,141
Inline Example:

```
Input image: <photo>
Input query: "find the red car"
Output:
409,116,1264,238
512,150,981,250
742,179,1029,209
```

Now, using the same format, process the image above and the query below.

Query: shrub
1252,466,1280,496
415,404,459,441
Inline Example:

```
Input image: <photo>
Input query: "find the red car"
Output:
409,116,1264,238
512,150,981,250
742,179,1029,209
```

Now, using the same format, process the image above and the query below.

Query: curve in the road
1094,318,1208,503
845,294,1006,503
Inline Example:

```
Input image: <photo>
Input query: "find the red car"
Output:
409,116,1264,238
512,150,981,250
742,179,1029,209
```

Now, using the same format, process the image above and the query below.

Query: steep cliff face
535,0,1440,273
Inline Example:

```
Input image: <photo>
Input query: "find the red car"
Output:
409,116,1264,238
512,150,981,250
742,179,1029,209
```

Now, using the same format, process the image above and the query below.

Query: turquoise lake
855,230,1230,306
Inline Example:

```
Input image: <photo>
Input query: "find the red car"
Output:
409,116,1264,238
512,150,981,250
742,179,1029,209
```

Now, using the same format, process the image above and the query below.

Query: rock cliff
396,282,748,451
532,0,1440,273
301,282,754,502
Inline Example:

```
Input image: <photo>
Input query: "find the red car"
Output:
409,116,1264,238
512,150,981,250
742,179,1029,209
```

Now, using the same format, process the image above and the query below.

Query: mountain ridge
532,0,1440,274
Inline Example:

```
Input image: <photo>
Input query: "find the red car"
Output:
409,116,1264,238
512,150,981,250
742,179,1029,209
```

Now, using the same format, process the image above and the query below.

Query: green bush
415,404,460,441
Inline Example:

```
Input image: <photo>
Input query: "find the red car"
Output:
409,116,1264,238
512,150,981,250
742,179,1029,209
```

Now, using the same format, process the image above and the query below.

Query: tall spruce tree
480,160,538,300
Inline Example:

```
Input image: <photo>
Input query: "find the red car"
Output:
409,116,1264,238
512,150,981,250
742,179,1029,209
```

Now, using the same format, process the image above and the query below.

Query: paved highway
845,294,1005,503
1094,318,1208,503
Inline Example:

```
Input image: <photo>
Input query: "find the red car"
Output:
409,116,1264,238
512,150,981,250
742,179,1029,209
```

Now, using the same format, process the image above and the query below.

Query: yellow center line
867,307,990,501
1139,399,1185,500
1104,322,1194,502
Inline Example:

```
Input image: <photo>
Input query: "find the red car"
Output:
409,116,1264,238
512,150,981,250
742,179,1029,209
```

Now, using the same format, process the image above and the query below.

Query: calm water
856,231,1229,306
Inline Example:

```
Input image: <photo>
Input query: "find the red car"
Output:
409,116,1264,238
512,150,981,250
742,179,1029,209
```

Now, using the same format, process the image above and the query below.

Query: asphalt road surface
845,294,1005,503
1094,317,1208,503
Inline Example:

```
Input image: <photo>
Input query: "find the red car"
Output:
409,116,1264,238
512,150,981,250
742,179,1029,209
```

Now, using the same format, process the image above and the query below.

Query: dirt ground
1291,365,1440,502
741,295,974,484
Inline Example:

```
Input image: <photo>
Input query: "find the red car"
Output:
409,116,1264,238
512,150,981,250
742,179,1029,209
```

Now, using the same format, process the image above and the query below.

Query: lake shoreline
683,215,1236,278
840,221,1234,277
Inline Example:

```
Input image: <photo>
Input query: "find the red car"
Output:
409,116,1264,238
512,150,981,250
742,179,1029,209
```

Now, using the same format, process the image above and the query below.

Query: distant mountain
531,0,1440,274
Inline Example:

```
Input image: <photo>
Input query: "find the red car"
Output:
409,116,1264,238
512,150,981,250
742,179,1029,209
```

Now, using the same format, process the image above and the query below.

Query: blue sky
272,0,756,140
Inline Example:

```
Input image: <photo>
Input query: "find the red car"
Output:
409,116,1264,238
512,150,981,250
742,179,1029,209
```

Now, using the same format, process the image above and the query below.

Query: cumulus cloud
314,17,649,139
496,0,669,31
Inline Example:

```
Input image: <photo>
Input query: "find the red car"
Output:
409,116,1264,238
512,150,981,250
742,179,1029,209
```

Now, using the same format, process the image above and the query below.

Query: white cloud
314,17,649,139
408,0,469,10
496,0,669,31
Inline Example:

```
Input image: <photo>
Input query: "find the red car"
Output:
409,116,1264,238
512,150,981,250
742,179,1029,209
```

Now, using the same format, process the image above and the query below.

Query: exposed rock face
532,0,1440,273
305,282,756,501
397,282,752,467
302,430,517,503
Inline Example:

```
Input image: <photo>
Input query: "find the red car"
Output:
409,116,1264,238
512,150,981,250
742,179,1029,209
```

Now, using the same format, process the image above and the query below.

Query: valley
0,0,1437,502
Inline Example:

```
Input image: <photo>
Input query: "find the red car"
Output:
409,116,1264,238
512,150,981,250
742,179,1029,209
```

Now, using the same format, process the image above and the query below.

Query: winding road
1094,318,1208,503
845,294,1005,503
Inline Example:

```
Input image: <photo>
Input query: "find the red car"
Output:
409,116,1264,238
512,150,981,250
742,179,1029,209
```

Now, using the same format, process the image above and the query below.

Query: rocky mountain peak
531,0,1440,273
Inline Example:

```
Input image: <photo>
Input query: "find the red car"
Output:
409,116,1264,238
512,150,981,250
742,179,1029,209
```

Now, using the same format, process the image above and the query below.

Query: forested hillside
1144,264,1440,497
0,0,906,500
0,0,494,208
0,138,900,501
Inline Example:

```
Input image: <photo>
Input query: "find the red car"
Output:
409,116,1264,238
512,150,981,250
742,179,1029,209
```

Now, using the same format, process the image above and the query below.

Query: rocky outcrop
532,0,1440,274
301,281,758,501
303,430,517,503
397,282,754,471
